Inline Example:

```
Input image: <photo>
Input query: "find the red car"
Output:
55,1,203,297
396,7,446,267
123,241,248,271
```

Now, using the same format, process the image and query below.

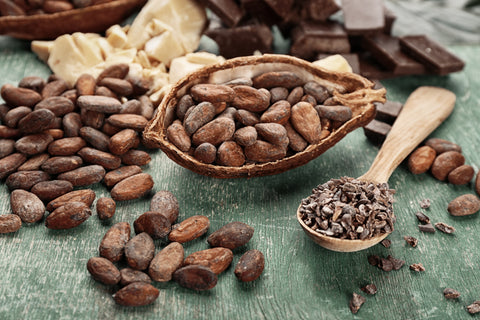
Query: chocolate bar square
399,35,465,75
199,0,244,27
375,100,403,125
362,34,426,76
240,0,294,25
342,0,385,35
290,21,350,60
300,0,340,22
363,119,391,146
205,21,273,58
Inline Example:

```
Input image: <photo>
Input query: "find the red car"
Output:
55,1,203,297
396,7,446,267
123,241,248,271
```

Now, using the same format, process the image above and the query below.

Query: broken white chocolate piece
312,54,353,73
31,40,53,63
106,24,129,49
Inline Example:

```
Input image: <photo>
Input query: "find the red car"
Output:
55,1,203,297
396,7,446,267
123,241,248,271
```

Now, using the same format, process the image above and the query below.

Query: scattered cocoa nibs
443,288,461,299
381,238,391,248
361,284,377,295
349,292,366,314
387,255,405,270
404,236,418,248
367,255,380,266
418,223,436,233
409,263,425,272
415,211,431,224
435,222,455,234
379,257,393,272
467,301,480,314
419,198,431,209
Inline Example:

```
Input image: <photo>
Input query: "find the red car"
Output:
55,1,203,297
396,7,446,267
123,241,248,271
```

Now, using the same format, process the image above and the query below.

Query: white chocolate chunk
106,24,129,49
31,40,53,63
312,54,353,73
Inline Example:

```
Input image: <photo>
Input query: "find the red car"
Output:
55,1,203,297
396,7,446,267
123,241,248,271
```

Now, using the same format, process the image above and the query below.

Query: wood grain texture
1,39,480,320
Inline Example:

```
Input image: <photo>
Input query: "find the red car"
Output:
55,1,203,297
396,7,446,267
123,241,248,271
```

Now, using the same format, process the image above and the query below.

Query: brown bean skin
113,282,159,307
134,211,171,240
109,129,139,155
0,214,22,233
431,151,465,181
408,146,436,174
207,221,254,250
10,189,45,223
77,147,121,170
448,194,480,216
119,268,152,286
96,197,116,220
125,232,155,271
30,180,74,202
183,247,233,275
149,190,179,223
6,170,50,191
120,149,151,166
173,265,218,291
57,165,105,186
168,215,210,243
476,171,480,197
87,257,121,285
47,137,86,156
425,138,461,154
45,201,92,229
148,242,184,282
46,189,96,212
0,153,27,179
103,165,142,188
41,156,83,175
448,165,475,185
234,249,265,282
99,222,131,262
110,173,154,201
17,153,50,171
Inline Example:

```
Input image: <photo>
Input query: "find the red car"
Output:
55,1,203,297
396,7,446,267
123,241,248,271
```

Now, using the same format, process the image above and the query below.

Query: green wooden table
1,36,480,319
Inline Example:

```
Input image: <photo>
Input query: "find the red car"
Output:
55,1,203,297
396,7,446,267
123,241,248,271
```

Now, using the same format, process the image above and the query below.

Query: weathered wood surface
1,37,480,319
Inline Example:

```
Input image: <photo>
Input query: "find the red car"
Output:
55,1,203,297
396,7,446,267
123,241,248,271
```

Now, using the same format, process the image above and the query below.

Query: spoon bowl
297,86,456,252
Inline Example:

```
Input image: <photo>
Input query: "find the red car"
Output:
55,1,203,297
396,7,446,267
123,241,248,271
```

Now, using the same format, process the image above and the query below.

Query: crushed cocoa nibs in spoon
299,177,395,240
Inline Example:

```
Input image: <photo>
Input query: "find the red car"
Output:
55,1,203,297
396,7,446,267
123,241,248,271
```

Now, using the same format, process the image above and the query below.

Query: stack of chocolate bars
200,0,465,145
201,0,465,79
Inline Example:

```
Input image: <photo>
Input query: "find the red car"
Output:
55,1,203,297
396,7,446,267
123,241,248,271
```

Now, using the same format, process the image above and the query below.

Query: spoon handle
359,86,456,184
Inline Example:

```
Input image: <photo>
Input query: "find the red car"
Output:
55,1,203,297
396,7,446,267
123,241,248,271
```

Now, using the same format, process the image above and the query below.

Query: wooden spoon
297,86,456,252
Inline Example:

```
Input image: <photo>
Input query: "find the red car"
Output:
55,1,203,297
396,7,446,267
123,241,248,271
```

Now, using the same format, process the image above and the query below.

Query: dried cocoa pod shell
144,54,384,178
0,0,147,41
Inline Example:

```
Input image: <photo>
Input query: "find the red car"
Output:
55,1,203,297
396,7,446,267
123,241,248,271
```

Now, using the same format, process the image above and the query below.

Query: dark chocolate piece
363,34,426,76
363,119,391,145
399,35,465,75
342,0,385,35
241,0,294,25
383,6,396,35
300,0,340,21
358,52,396,80
374,100,403,125
205,21,273,59
317,53,360,74
200,0,244,27
290,21,350,60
